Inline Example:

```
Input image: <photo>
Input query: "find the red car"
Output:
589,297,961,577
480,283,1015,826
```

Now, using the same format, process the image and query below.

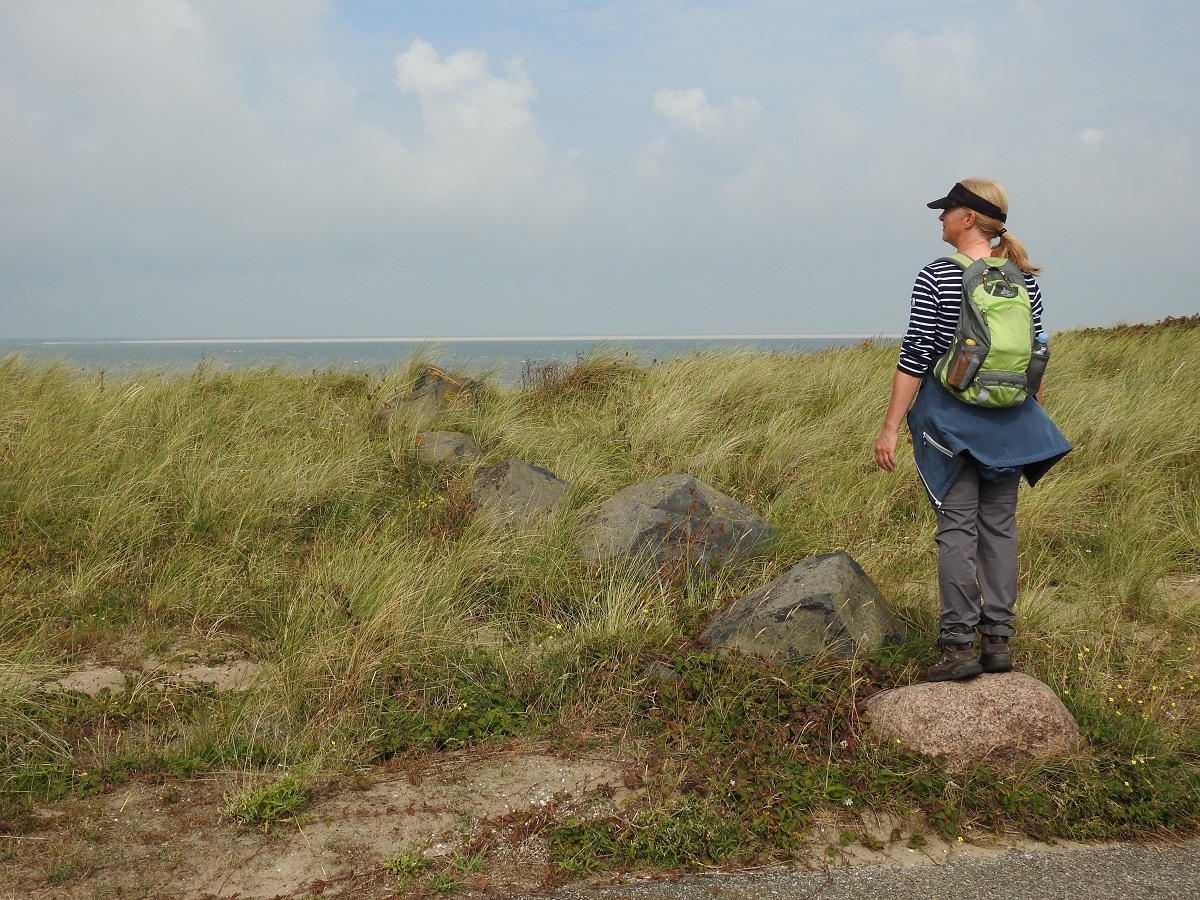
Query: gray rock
376,365,482,431
578,473,776,574
699,551,902,662
865,671,1080,772
414,431,480,465
471,459,570,528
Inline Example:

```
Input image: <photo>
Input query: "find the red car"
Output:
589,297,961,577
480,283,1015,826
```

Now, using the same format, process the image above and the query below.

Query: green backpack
933,253,1044,408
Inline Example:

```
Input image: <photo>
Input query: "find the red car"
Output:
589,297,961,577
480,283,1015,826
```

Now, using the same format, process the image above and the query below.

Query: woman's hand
874,427,900,472
875,371,922,473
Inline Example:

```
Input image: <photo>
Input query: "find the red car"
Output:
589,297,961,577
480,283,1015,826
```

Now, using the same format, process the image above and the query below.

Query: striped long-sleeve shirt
897,257,1045,378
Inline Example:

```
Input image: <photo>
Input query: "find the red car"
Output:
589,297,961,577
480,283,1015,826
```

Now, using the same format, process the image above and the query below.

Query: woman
874,178,1071,682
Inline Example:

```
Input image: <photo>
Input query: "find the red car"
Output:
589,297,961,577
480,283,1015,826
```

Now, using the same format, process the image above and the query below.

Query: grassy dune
1,320,1199,870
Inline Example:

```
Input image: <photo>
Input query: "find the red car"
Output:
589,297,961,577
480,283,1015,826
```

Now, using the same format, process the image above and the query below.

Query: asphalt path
534,838,1200,900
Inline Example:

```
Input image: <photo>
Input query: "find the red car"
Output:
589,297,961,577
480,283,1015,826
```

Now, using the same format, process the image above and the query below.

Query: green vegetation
223,772,308,831
1,320,1199,874
384,848,481,894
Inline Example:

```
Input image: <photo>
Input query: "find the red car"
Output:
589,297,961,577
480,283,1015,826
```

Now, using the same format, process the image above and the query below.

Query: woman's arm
874,370,923,472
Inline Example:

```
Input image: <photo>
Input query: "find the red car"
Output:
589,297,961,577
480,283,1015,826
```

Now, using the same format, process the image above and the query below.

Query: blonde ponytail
991,230,1041,276
959,177,1042,275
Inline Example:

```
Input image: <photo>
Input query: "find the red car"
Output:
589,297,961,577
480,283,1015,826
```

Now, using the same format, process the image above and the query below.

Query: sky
1,1,1196,339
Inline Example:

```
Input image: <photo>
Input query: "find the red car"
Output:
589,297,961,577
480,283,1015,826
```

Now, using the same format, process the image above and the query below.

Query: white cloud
880,26,984,100
394,40,537,145
645,85,782,210
8,0,215,103
644,137,672,156
0,9,566,254
653,86,761,138
192,0,327,47
654,87,722,134
0,1,1195,338
0,1,266,239
391,39,550,203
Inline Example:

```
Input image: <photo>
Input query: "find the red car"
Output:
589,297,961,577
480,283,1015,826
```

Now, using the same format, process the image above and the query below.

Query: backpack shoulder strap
992,258,1028,283
939,253,974,270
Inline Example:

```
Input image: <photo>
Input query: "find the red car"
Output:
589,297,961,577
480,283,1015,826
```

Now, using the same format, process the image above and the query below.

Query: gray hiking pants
934,463,1020,643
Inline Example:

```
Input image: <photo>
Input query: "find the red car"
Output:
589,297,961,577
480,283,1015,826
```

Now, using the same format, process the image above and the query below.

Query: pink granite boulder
865,672,1080,772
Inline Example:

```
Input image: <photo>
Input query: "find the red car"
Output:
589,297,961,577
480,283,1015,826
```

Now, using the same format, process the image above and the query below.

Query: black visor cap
926,182,1007,223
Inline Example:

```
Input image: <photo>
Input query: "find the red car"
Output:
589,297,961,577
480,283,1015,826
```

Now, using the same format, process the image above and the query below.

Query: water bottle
947,338,977,387
1027,332,1049,398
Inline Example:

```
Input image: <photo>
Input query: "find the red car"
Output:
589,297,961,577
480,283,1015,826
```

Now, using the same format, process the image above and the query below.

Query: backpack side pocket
942,342,988,390
937,295,990,393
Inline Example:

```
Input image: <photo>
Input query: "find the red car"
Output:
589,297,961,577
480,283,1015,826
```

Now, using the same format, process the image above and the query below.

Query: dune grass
1,319,1199,870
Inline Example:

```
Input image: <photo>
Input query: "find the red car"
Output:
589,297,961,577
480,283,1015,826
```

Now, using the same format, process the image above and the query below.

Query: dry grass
1,320,1198,839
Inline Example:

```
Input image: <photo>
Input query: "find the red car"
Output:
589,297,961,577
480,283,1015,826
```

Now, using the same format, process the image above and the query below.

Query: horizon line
35,334,902,345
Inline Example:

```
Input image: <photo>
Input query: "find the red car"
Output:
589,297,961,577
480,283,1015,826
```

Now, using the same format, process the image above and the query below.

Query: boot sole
925,659,984,682
980,655,1013,673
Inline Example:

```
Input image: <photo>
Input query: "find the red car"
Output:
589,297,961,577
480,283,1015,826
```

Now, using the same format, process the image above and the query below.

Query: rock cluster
385,364,1080,772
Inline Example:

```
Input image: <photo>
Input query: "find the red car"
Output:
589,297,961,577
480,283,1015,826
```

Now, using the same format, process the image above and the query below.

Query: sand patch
170,659,261,691
2,748,637,899
41,666,127,697
30,654,261,698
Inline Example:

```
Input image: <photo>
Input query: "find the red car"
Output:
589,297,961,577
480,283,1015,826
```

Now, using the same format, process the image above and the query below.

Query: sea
0,335,898,385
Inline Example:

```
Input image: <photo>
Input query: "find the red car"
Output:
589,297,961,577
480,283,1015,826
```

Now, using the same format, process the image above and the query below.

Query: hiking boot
980,635,1014,673
925,642,983,682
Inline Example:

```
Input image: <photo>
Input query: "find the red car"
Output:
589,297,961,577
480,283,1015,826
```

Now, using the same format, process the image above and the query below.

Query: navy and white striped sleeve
896,260,1046,377
1025,274,1045,334
896,259,962,377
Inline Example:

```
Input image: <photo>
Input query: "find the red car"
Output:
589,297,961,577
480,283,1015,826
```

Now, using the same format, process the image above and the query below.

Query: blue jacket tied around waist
907,376,1072,507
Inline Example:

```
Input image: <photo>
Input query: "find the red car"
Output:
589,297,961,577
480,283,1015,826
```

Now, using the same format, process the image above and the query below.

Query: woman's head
957,178,1007,235
927,177,1040,275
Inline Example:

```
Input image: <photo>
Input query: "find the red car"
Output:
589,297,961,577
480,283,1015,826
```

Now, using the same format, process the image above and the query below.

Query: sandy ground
1,737,1099,900
2,745,640,899
0,657,1164,899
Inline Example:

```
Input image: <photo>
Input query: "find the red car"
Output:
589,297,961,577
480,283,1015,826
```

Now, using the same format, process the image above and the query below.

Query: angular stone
471,459,569,528
865,672,1080,772
578,473,776,574
415,431,480,465
699,551,902,662
376,365,482,431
